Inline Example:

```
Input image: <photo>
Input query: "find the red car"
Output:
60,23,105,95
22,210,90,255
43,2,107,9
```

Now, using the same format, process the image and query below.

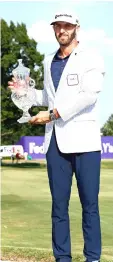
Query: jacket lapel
46,52,56,96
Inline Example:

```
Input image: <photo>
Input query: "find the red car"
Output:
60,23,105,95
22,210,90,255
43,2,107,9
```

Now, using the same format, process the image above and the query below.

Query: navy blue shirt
51,51,70,91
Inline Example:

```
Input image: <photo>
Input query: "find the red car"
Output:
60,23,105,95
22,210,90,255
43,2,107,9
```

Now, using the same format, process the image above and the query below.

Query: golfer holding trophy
8,9,105,262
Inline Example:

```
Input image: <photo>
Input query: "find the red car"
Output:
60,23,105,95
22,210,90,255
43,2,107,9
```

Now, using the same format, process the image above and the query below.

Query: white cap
50,10,80,26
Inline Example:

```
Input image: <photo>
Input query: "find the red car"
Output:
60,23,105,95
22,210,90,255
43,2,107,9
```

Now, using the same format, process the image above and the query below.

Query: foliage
101,114,113,136
1,19,46,145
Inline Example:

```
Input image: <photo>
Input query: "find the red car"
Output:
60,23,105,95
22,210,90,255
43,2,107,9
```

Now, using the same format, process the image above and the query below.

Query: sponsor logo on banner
15,136,113,159
101,137,113,158
0,145,24,157
101,142,113,154
29,142,44,154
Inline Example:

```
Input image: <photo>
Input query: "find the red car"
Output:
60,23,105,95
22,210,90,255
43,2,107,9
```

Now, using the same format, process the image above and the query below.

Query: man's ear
52,24,56,32
76,25,80,41
76,25,80,31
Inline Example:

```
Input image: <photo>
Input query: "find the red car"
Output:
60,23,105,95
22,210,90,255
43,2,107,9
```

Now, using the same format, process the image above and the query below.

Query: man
11,146,15,163
8,10,105,262
15,150,24,163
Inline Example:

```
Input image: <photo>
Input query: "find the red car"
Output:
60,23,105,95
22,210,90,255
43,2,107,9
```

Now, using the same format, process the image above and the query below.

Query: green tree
1,19,46,145
101,114,113,136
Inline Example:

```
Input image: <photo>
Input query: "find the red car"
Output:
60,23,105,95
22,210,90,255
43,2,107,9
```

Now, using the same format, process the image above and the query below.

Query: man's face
53,21,77,46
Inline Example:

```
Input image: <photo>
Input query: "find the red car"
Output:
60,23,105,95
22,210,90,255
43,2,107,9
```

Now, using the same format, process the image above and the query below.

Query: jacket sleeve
34,88,48,107
55,53,105,122
33,58,48,107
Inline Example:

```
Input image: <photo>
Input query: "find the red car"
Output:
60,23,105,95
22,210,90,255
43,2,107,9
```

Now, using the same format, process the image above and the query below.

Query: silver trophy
11,59,36,123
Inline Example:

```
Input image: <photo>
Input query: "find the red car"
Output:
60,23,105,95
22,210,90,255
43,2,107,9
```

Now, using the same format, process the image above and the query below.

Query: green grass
1,161,113,262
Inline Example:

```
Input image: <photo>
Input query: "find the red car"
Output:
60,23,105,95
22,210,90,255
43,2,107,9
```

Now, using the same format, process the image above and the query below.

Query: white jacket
34,44,105,153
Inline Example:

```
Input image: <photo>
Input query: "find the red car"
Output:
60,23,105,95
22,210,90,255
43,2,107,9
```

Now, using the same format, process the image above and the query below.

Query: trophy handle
29,78,35,88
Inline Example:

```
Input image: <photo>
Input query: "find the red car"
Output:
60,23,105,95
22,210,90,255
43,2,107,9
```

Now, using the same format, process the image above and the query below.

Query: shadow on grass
1,160,113,169
1,194,24,210
1,161,47,169
2,194,43,211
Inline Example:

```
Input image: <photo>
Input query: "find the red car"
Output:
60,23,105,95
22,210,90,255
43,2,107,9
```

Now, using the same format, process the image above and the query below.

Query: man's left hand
29,111,50,125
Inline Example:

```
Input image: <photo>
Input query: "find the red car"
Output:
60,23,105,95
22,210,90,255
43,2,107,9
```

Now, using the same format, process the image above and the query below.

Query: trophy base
17,113,32,123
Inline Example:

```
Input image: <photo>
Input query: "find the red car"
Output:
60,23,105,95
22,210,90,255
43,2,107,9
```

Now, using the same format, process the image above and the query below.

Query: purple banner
101,136,113,159
16,136,113,160
16,136,45,159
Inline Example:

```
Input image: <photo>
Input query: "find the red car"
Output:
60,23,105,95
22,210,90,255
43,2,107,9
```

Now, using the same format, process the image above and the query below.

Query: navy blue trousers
46,130,101,262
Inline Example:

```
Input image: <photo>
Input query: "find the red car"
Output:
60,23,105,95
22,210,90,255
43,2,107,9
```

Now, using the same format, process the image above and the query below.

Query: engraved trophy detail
11,59,36,123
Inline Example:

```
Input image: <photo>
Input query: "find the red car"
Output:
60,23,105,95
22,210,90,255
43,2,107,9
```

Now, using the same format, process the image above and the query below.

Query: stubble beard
55,29,76,47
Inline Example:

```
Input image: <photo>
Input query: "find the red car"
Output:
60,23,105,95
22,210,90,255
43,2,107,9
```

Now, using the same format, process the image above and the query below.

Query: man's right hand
8,78,18,90
8,76,30,90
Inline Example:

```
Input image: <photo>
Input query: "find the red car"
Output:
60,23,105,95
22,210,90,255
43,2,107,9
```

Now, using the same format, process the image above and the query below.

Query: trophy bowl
11,59,36,123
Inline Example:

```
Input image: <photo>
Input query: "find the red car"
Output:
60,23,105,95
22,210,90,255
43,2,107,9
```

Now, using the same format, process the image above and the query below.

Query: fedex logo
29,142,45,154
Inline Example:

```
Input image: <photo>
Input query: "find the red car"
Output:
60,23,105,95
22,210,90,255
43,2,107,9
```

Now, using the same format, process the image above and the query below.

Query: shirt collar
53,49,71,61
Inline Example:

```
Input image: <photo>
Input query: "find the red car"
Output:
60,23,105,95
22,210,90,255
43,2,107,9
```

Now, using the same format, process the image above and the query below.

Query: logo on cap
55,14,72,19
